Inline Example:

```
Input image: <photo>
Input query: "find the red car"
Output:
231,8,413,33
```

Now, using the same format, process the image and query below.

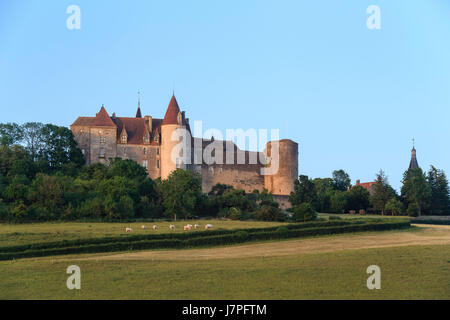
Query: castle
70,95,298,208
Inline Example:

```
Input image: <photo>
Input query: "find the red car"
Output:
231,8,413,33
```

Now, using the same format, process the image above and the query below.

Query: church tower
409,142,419,170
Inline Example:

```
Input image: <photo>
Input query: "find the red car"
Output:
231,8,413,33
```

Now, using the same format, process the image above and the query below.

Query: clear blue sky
1,0,449,191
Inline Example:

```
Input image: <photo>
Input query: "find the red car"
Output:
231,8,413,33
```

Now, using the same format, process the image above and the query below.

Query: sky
0,0,449,191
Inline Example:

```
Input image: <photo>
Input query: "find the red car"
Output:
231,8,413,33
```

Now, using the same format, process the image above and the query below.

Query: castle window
209,167,214,174
177,113,182,124
121,135,127,144
156,148,160,155
142,160,148,169
99,148,105,158
219,167,222,173
155,135,159,143
157,160,160,169
100,136,106,144
143,148,147,155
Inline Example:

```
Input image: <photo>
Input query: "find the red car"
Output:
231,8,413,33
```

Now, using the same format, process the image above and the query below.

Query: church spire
136,90,142,118
409,139,419,170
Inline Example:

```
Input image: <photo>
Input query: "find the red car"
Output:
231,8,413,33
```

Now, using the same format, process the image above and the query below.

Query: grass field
0,220,288,247
0,224,449,299
0,243,448,299
1,218,448,299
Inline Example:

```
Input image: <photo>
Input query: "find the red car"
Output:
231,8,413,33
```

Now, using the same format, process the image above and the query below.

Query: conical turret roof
162,95,181,125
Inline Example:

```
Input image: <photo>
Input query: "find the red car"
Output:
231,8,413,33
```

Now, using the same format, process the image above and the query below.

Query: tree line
289,167,450,217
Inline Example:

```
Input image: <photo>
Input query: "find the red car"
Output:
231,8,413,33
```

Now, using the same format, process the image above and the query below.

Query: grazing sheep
169,224,176,230
205,224,213,229
187,224,193,228
153,225,158,230
184,225,192,231
125,227,133,233
141,225,146,230
194,224,200,229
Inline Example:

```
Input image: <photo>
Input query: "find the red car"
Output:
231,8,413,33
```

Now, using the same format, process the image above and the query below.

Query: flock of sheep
125,223,213,233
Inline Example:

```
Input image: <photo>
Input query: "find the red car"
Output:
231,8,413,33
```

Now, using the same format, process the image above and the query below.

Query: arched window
177,112,182,124
121,135,127,144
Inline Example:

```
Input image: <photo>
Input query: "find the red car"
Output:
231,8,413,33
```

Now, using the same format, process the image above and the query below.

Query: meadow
1,216,448,299
0,243,448,299
0,220,288,247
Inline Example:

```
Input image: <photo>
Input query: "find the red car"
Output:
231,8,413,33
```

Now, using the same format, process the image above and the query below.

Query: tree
329,190,348,213
160,169,203,220
21,122,44,160
293,203,317,222
38,124,84,172
313,178,334,212
427,166,450,215
370,170,396,215
108,158,148,180
332,169,351,191
289,175,317,208
401,168,432,216
347,186,370,211
254,205,284,222
385,198,404,216
0,123,23,146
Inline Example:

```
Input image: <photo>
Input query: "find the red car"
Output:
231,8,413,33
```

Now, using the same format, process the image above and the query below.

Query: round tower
161,95,187,180
264,139,298,195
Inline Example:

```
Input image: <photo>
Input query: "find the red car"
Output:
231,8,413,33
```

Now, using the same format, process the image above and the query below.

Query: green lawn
0,244,448,299
0,220,288,247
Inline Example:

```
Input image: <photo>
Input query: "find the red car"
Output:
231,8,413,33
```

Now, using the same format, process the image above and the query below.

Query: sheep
187,224,193,228
205,224,213,229
194,224,200,229
141,225,146,230
153,225,158,230
169,224,176,230
184,225,192,231
125,227,133,233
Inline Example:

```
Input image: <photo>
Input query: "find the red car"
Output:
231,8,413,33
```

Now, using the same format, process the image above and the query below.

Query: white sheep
169,224,176,230
125,227,133,233
205,224,213,229
194,224,200,229
184,225,192,231
141,225,146,230
153,225,158,230
187,224,193,228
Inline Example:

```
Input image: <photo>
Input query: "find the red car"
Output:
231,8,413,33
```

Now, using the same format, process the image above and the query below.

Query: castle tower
161,95,187,179
264,139,298,195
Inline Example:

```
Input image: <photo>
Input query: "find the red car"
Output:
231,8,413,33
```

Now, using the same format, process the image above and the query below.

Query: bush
293,203,317,222
228,207,243,220
276,226,289,234
254,205,285,221
407,203,420,217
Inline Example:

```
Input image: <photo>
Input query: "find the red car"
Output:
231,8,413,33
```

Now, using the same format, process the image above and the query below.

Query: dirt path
78,224,450,262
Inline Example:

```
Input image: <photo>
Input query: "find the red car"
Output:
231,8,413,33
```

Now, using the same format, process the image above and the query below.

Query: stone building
70,95,298,208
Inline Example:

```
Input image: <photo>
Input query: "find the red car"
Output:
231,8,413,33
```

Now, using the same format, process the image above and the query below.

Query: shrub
276,226,289,234
407,203,420,217
234,230,249,241
293,203,317,222
254,205,285,221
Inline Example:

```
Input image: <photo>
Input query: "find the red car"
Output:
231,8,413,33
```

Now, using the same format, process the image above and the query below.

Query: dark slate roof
409,148,419,169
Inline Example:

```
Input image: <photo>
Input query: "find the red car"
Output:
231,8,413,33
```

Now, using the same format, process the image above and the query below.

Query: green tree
313,178,334,212
332,169,351,191
427,166,450,215
401,168,432,216
329,190,348,213
0,123,23,146
347,186,370,211
160,169,202,220
289,175,318,208
385,198,404,216
293,203,317,222
370,170,396,215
